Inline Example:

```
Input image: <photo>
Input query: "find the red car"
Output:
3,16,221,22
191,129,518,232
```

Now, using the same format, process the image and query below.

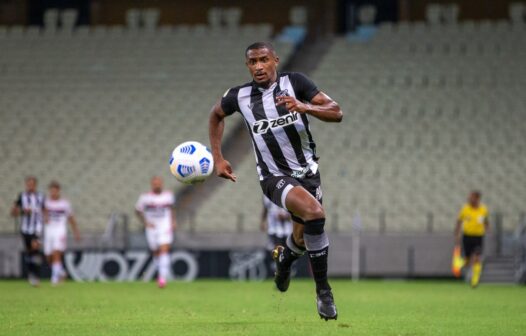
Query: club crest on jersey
252,112,299,135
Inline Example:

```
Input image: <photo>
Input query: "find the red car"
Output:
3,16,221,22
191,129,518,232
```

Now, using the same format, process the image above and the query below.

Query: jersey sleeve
457,205,466,221
135,195,145,212
220,88,240,116
290,72,320,102
169,192,176,208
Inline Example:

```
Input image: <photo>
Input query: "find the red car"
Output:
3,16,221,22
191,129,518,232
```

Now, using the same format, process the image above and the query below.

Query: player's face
151,177,163,194
49,186,60,200
469,193,480,207
246,48,279,88
25,178,36,192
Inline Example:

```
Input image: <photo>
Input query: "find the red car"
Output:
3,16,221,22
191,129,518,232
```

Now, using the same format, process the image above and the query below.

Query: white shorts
44,228,67,256
145,226,173,251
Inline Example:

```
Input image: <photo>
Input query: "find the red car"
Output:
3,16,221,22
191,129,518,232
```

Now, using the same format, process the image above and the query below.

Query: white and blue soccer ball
169,141,214,184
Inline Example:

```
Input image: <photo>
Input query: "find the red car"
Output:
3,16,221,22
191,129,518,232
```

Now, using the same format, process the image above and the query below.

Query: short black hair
25,176,37,183
245,42,276,57
471,190,481,198
49,180,61,189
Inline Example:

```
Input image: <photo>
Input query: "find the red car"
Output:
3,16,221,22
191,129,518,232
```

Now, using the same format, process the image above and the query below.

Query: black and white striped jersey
221,72,320,180
15,191,45,235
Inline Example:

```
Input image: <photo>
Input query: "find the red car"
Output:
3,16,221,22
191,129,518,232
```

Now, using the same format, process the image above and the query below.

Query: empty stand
194,21,525,233
0,24,293,232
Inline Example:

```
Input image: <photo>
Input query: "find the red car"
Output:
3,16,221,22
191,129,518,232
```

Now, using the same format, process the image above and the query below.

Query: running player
209,42,343,320
43,181,81,285
261,196,292,250
10,176,45,286
135,176,176,288
454,190,489,288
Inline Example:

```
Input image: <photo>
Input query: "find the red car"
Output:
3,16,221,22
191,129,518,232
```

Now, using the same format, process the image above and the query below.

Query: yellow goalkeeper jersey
458,203,488,236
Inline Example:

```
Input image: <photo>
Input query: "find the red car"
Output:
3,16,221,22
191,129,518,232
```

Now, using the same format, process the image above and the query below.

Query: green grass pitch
1,279,525,335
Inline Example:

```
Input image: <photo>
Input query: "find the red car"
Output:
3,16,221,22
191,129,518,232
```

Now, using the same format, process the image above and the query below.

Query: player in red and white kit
43,181,81,285
135,176,176,288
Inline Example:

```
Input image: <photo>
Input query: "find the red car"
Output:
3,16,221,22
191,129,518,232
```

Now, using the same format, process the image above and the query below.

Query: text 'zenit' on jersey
221,72,320,181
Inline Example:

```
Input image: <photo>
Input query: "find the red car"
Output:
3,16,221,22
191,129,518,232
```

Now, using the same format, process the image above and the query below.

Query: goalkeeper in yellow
454,191,489,288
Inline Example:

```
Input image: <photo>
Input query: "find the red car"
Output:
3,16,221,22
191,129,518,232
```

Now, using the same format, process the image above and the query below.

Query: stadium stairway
480,256,517,284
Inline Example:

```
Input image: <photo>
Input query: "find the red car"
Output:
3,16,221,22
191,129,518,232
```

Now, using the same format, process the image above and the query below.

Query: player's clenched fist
276,95,310,114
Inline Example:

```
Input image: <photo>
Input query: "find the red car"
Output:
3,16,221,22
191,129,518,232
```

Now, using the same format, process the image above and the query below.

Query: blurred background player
43,181,81,285
135,176,176,288
260,196,292,251
10,176,45,286
454,191,489,288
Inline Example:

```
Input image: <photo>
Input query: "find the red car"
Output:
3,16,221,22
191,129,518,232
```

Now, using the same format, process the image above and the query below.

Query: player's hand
215,158,237,182
276,95,309,114
145,222,155,229
171,221,177,231
74,232,81,242
23,208,32,215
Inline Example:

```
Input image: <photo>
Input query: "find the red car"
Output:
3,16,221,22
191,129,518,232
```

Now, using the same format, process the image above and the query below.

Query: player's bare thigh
285,186,325,247
285,186,325,221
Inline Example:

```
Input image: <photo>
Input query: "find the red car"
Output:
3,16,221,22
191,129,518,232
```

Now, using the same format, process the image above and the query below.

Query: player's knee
302,203,325,221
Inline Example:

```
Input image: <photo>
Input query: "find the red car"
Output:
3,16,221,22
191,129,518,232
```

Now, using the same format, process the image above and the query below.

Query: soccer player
135,176,176,288
43,181,81,285
454,191,489,288
209,42,342,320
260,196,292,250
10,176,45,286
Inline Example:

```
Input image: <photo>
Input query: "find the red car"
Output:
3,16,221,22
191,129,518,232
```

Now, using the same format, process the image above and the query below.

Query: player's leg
470,237,483,288
273,222,306,291
23,235,41,286
50,233,66,285
50,250,64,285
157,244,170,288
285,186,337,320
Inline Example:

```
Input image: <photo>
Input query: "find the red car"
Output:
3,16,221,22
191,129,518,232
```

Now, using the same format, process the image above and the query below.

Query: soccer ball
169,141,214,184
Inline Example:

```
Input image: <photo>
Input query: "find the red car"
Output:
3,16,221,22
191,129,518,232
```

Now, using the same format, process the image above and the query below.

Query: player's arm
277,92,343,123
454,219,462,244
484,217,490,233
209,100,236,182
68,215,81,242
10,195,21,217
260,206,268,232
171,207,177,231
135,210,154,229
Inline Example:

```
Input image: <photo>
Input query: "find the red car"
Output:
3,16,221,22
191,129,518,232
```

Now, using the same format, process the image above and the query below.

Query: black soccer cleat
272,245,291,292
317,289,338,321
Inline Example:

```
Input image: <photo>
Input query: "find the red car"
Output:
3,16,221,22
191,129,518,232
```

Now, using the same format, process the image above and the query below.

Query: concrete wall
0,231,499,278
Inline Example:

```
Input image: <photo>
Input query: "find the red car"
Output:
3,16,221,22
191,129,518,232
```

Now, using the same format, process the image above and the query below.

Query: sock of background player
153,255,160,273
281,234,305,269
51,262,63,284
471,261,482,287
158,252,170,280
304,218,331,292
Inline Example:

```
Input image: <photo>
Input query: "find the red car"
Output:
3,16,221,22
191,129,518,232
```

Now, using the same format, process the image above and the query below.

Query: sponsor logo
229,251,267,281
276,179,286,189
252,112,299,135
199,157,211,174
309,250,327,258
276,89,289,98
316,186,323,201
291,167,310,179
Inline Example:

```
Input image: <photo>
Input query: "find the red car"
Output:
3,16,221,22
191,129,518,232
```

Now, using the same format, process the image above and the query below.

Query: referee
10,176,45,286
